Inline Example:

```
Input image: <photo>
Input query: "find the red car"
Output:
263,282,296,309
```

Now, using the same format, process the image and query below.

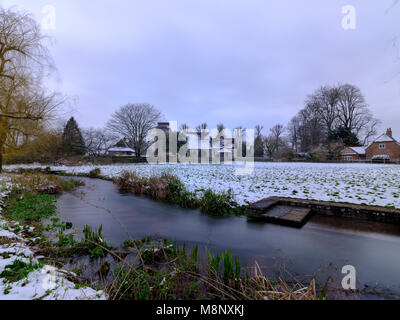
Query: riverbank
0,174,106,300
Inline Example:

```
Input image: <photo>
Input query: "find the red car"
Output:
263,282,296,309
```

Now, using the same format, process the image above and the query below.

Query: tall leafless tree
263,124,285,160
336,84,380,143
306,85,340,139
254,125,264,157
107,103,163,158
289,84,379,153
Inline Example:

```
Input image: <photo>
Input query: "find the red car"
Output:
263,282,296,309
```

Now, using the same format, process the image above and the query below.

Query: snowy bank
0,175,106,300
5,162,400,208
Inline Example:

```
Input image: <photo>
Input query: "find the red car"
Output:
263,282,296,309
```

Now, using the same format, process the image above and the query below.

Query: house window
344,156,353,161
379,144,386,149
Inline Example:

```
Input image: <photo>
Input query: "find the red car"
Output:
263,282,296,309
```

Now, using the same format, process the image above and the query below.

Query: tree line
0,8,382,167
254,84,380,161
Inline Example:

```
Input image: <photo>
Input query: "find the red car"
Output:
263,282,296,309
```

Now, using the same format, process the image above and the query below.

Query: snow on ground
0,175,106,300
5,162,400,208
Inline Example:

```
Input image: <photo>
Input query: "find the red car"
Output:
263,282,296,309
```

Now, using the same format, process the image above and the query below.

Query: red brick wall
341,147,364,161
366,142,400,160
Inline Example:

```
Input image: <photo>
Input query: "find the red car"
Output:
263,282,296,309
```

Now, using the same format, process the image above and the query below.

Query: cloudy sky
2,0,400,136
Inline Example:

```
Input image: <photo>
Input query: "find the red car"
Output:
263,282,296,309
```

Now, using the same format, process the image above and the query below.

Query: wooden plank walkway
247,196,400,227
247,200,312,228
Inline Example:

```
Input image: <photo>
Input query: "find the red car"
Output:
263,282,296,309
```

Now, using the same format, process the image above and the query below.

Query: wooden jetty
247,197,400,228
247,199,312,228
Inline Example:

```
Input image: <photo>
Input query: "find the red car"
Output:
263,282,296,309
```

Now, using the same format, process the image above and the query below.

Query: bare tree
0,8,63,170
289,83,379,152
306,85,340,138
263,124,285,160
254,125,264,157
217,123,225,133
270,124,284,152
180,123,189,131
106,103,163,158
287,116,300,152
336,84,379,142
263,135,277,160
83,128,115,157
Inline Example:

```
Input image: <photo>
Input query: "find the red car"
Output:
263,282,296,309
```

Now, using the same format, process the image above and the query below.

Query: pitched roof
373,134,396,143
108,147,135,153
349,147,366,155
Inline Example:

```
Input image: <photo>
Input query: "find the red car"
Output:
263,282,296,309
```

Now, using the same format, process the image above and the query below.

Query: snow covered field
5,162,400,208
0,176,106,300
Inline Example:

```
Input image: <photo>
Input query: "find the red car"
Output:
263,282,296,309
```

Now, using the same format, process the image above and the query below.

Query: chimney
387,128,393,138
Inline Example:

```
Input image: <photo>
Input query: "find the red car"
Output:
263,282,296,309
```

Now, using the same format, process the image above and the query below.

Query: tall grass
114,171,244,216
105,239,319,300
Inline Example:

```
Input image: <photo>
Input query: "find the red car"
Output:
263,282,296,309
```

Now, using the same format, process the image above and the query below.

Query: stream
57,177,400,299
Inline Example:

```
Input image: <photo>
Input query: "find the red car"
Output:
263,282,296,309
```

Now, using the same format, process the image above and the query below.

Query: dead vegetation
9,172,84,195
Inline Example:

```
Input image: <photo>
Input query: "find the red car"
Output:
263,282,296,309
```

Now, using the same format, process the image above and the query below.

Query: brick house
341,147,366,161
365,128,400,161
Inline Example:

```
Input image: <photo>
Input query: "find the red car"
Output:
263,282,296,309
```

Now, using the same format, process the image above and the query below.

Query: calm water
57,177,400,299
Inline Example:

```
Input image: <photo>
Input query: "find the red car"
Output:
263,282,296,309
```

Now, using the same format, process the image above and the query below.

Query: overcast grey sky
2,0,400,136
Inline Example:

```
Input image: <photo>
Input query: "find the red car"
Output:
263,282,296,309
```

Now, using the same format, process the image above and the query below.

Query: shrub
114,171,198,208
199,189,239,216
114,171,245,216
89,168,101,178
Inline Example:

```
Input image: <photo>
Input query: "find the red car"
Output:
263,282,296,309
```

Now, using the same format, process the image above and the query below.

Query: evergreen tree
62,117,86,155
329,126,361,147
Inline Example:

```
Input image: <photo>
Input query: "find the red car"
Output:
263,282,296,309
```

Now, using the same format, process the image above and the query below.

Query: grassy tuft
5,194,57,223
114,171,245,216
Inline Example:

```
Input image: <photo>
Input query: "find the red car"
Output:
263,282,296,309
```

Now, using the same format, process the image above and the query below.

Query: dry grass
114,171,175,200
9,173,84,195
0,236,17,246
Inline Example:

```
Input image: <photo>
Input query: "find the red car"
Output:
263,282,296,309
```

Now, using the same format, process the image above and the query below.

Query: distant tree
287,116,300,152
336,84,380,145
254,125,264,157
62,117,85,155
27,128,63,162
83,128,114,157
270,124,285,153
306,86,341,138
180,123,189,131
107,103,163,158
263,124,285,160
196,123,208,133
289,83,379,152
217,123,225,133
